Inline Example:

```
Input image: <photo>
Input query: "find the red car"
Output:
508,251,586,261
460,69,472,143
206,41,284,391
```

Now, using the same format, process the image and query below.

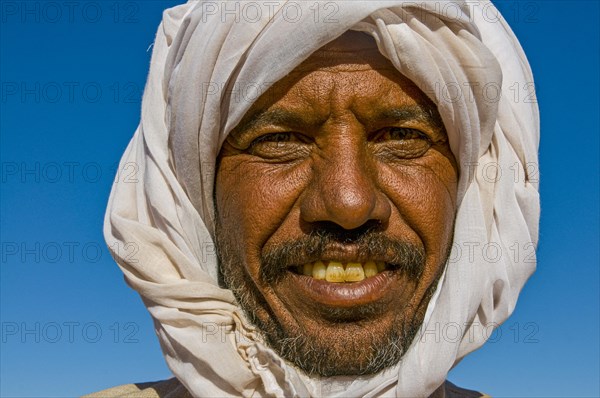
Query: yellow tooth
345,262,365,282
364,261,378,277
302,263,313,276
376,261,386,272
325,261,345,283
312,261,326,280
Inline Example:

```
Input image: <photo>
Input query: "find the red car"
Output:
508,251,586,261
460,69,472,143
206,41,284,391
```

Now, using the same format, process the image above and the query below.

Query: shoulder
83,378,487,398
82,378,192,398
444,380,490,398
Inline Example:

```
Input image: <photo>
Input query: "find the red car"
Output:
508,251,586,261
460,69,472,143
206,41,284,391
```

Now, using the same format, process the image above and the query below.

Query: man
91,1,539,397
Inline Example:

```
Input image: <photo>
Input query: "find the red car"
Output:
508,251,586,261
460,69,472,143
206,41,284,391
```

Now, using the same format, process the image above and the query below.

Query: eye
252,132,295,145
248,132,310,160
371,127,432,159
373,127,430,143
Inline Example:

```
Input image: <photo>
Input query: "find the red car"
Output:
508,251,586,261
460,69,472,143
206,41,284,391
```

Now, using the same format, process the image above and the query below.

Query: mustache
260,227,426,284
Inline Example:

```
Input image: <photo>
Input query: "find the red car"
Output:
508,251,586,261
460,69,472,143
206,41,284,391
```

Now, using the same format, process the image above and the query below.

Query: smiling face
215,32,458,376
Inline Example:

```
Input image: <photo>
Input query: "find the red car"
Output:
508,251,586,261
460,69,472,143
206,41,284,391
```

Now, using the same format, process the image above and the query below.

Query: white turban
104,1,540,396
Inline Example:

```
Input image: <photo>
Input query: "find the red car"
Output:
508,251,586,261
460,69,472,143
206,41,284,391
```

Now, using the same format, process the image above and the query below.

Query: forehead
243,31,436,123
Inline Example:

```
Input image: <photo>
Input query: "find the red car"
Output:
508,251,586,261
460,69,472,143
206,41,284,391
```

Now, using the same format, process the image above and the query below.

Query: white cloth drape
104,1,540,396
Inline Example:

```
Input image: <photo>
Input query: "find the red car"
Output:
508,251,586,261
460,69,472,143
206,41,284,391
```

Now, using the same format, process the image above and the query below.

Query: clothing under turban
104,1,540,396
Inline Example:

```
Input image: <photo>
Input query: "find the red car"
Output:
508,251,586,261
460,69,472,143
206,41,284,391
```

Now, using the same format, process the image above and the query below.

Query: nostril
312,220,383,243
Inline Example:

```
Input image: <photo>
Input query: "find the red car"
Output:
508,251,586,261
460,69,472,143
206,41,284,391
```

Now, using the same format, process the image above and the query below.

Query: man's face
215,32,458,376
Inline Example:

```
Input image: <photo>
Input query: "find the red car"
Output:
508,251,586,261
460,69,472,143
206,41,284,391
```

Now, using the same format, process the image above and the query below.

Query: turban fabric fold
105,1,540,396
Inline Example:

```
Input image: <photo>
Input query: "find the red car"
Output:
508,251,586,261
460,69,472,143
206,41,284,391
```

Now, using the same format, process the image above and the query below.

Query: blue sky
1,1,598,396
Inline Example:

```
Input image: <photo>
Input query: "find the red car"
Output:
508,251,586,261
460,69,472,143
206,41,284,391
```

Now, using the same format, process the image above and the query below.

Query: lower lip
285,271,397,308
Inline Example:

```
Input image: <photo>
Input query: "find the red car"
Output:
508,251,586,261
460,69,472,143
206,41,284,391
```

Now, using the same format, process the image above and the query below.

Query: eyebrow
233,108,312,136
367,106,445,131
232,104,445,136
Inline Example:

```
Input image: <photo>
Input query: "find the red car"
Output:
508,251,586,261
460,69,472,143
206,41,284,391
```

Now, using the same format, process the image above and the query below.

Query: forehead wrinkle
302,68,433,130
230,73,328,136
289,67,389,124
231,30,438,138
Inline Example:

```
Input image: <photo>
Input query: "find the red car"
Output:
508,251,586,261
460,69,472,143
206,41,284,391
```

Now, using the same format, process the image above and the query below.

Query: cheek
379,153,457,252
216,158,309,257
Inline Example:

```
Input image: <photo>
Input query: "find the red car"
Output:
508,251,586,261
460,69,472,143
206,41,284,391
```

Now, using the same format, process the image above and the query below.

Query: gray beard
215,221,439,377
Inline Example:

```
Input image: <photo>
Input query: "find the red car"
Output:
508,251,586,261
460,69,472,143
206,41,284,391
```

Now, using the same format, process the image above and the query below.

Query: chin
220,255,439,377
257,310,424,377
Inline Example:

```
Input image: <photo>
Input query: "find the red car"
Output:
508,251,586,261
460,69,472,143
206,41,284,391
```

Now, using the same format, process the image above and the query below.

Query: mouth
261,238,425,317
284,260,405,309
290,260,388,282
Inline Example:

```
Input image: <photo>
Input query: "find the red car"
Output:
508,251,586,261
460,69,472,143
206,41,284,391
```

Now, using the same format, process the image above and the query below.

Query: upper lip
284,245,392,268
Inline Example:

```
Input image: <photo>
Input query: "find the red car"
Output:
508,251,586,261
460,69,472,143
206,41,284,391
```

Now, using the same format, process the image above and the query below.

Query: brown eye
252,132,294,145
248,132,310,160
374,127,430,142
372,127,432,159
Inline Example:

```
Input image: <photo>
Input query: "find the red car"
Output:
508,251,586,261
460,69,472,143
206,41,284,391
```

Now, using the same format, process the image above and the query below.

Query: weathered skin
216,31,458,376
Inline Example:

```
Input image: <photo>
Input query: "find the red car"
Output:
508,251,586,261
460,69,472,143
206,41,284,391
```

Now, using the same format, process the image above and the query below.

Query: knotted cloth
104,1,540,396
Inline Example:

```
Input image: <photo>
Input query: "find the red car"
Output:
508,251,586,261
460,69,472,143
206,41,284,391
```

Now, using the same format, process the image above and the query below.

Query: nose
300,134,391,231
